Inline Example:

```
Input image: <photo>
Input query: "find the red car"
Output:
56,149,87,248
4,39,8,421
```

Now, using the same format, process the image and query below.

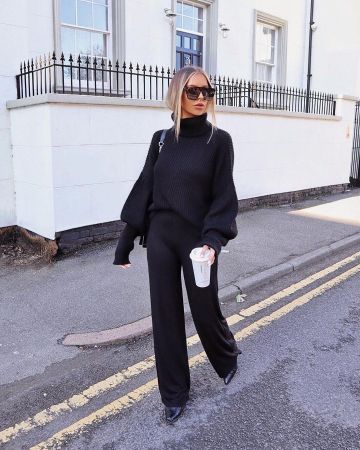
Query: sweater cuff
113,223,139,265
197,233,222,257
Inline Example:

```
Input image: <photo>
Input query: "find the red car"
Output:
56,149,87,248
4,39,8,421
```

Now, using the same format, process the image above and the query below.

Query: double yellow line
1,251,359,449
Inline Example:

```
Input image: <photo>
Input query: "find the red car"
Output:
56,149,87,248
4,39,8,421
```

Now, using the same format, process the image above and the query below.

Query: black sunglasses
183,86,216,100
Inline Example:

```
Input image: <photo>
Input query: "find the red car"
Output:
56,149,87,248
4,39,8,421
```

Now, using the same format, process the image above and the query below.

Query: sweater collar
170,112,211,137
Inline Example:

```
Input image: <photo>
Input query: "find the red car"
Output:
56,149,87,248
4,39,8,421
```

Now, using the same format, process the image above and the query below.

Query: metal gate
350,100,360,186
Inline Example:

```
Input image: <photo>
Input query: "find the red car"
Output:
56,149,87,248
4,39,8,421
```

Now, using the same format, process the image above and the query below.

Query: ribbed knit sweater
113,112,238,265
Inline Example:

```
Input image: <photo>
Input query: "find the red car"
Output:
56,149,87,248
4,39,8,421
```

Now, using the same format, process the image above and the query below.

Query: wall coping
6,93,341,121
334,94,359,101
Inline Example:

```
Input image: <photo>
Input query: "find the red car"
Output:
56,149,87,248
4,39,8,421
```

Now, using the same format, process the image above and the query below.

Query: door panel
176,31,203,69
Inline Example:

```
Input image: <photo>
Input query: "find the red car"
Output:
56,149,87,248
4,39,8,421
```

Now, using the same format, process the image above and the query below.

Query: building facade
1,0,359,247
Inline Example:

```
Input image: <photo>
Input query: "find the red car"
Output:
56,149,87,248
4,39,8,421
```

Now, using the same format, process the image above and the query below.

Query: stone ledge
6,93,342,121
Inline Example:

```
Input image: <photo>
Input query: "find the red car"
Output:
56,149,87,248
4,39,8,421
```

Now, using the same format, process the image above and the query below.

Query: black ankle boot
223,363,238,385
164,405,185,423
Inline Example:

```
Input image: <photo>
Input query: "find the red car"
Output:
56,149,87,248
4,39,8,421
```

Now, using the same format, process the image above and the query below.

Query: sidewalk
1,188,360,381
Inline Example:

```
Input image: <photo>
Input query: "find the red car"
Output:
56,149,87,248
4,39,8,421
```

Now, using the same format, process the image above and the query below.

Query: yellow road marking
30,263,360,450
238,250,360,318
234,262,360,340
1,251,359,445
0,355,155,445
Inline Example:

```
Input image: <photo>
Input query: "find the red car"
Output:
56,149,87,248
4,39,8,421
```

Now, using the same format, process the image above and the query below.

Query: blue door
176,31,202,69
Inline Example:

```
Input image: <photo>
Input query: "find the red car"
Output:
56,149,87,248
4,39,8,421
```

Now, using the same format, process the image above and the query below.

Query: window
176,1,205,69
253,11,287,86
255,22,278,84
59,0,112,84
176,1,204,33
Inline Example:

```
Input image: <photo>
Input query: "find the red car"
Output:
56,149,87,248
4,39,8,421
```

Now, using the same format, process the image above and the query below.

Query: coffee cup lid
190,247,210,262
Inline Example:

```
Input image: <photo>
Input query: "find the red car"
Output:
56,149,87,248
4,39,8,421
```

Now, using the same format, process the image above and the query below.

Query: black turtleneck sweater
113,112,238,265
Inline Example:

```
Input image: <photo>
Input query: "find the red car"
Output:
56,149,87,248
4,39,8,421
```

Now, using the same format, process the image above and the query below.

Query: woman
113,65,241,424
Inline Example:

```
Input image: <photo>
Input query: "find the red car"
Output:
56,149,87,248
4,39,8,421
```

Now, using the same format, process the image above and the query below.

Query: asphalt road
1,243,360,449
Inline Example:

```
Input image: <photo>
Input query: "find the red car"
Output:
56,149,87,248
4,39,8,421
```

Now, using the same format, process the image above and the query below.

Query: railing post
52,51,57,94
16,74,20,99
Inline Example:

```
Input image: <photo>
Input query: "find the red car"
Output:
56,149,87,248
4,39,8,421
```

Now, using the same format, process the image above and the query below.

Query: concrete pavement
0,188,359,354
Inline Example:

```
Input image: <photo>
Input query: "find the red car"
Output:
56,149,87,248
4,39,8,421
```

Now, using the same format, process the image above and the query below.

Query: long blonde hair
165,65,217,143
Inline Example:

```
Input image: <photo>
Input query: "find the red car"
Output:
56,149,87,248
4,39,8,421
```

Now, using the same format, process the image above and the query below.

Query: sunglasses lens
187,87,200,99
185,86,215,100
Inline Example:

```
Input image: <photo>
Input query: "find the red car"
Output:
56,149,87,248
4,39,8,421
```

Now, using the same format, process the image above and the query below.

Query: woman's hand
199,245,216,266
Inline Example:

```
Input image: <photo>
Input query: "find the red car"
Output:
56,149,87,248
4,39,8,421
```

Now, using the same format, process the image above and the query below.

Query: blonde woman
113,65,241,423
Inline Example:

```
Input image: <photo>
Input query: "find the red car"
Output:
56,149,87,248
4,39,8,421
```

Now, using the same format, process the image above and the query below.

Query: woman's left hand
200,245,216,266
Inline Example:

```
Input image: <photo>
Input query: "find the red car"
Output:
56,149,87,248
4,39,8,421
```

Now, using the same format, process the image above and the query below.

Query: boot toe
164,405,185,423
223,364,238,385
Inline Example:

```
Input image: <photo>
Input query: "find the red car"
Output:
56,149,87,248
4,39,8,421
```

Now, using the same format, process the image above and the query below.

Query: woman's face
181,72,212,119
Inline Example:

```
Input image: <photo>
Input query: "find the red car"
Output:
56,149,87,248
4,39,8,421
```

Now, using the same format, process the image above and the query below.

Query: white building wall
216,0,308,86
310,0,360,97
123,0,360,96
9,105,55,238
0,0,54,228
7,97,354,239
124,0,173,68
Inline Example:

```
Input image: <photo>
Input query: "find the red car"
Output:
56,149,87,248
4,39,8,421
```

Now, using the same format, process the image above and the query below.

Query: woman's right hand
113,224,137,267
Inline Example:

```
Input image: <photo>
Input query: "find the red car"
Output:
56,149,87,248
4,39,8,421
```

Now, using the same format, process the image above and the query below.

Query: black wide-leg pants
146,209,240,407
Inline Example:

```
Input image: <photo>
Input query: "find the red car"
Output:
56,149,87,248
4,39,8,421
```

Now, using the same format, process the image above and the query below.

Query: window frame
255,21,279,84
252,10,288,86
53,0,125,92
176,0,206,37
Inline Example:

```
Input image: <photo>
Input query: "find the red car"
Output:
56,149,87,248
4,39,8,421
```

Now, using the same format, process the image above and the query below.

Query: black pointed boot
164,405,185,423
223,363,238,385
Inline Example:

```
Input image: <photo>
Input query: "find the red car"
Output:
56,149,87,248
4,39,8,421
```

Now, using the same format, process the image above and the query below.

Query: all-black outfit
113,112,241,407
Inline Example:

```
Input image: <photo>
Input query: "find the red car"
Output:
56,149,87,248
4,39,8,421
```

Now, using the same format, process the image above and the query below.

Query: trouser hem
162,392,189,408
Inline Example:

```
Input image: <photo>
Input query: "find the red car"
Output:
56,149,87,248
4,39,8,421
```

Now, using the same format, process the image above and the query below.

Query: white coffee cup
189,247,211,288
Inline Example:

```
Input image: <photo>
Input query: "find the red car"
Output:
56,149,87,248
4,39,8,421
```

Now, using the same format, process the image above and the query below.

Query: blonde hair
165,65,217,143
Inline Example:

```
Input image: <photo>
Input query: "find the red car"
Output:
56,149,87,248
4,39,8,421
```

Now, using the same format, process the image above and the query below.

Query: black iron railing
15,51,336,115
350,100,360,186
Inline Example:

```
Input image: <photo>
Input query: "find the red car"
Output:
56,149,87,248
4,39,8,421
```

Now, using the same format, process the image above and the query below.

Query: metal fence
16,51,336,115
350,100,360,186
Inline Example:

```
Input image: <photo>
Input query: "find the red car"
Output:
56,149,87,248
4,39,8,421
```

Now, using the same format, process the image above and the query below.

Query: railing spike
13,51,337,113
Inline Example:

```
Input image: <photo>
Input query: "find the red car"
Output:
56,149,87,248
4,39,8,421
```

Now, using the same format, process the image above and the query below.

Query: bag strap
158,129,167,153
138,129,167,248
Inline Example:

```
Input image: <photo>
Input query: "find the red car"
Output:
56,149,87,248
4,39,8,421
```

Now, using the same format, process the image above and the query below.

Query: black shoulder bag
136,128,167,248
120,129,168,244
